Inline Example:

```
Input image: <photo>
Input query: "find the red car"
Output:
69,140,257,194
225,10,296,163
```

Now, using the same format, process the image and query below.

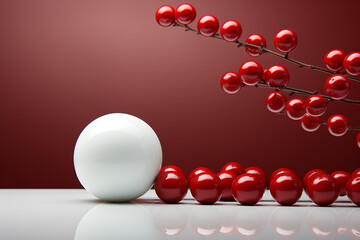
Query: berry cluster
154,163,360,206
155,4,360,147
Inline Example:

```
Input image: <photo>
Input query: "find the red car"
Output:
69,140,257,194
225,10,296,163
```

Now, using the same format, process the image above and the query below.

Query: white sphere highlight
74,113,162,202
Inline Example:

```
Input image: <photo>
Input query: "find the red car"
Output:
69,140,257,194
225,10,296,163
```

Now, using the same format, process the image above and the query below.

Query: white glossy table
0,189,359,239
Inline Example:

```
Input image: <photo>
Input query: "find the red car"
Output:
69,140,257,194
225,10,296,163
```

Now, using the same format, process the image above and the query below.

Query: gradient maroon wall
0,0,359,188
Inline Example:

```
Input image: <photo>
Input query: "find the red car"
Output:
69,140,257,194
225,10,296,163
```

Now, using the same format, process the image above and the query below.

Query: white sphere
74,113,162,202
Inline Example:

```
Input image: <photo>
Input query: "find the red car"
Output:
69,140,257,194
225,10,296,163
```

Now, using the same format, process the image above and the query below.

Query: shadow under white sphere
74,113,162,202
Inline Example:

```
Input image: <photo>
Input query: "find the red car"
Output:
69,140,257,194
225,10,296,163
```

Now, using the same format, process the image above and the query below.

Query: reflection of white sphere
74,113,162,202
75,203,160,240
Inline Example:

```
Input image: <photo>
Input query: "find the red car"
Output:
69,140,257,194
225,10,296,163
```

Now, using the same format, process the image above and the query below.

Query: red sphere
232,173,264,205
175,3,196,25
270,168,296,183
264,65,290,87
270,172,303,205
286,98,306,120
220,72,242,94
197,15,219,37
274,29,298,53
239,61,263,86
190,172,222,204
159,165,185,176
327,114,349,137
265,91,287,113
353,168,360,176
221,162,244,176
245,34,266,57
346,175,360,205
357,133,360,148
306,174,339,206
305,95,327,117
344,52,360,76
331,171,351,196
156,5,175,27
245,167,268,188
324,49,346,72
325,75,351,100
155,171,188,203
300,114,322,132
220,20,242,42
188,167,212,183
303,169,327,191
217,171,238,201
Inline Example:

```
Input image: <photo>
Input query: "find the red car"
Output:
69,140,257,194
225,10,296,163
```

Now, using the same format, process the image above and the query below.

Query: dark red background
0,0,359,188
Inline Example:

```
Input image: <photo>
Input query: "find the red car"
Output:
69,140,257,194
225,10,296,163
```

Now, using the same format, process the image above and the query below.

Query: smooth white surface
73,113,162,202
0,189,359,240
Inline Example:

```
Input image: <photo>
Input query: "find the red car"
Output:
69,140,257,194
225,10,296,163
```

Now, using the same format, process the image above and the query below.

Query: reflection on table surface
0,189,359,239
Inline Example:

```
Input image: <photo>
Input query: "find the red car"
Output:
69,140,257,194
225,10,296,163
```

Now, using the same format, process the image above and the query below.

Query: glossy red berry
245,34,266,57
306,173,339,206
159,165,185,176
197,15,219,37
188,167,212,183
270,168,296,183
239,61,263,86
155,171,188,203
220,20,242,42
220,72,242,94
286,98,306,120
331,171,351,196
325,75,351,100
303,169,327,191
221,162,244,176
274,29,298,53
305,95,327,117
217,171,237,201
270,172,303,205
175,3,196,25
245,167,268,189
344,52,360,76
357,133,360,148
232,173,264,205
265,91,287,113
190,172,222,204
324,49,346,72
346,175,360,205
156,5,175,27
353,168,360,176
327,114,349,137
264,65,290,87
300,114,322,132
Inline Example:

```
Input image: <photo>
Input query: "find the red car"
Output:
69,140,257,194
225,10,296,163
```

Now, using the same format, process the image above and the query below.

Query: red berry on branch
346,175,360,206
286,98,306,120
217,171,237,201
264,65,290,87
357,133,360,148
175,3,196,25
344,52,360,76
220,72,242,94
300,114,322,132
324,49,346,72
307,173,339,206
305,95,327,117
265,91,287,113
325,74,351,100
274,29,298,53
270,172,303,205
327,114,349,137
159,165,185,176
197,15,219,37
156,5,175,27
232,173,264,205
245,34,266,57
220,20,242,42
188,167,212,183
221,162,244,176
190,172,222,204
238,61,263,86
155,171,188,203
331,171,351,196
270,168,296,183
245,167,268,188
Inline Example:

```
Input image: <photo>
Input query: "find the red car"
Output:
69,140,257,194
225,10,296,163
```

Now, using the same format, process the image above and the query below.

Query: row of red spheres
154,162,360,206
156,4,360,76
